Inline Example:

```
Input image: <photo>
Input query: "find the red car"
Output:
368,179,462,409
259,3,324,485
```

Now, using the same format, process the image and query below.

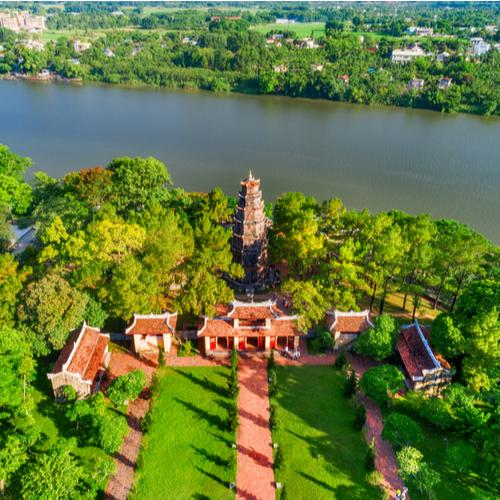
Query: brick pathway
236,356,275,500
104,352,157,500
348,354,405,499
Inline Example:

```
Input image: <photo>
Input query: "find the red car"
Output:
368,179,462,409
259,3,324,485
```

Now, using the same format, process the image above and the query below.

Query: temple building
197,300,304,354
326,310,374,349
396,321,452,394
125,312,178,354
48,322,110,399
231,172,270,286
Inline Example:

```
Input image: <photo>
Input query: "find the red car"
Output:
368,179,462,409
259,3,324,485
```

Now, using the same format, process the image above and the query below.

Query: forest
0,142,499,495
0,1,499,114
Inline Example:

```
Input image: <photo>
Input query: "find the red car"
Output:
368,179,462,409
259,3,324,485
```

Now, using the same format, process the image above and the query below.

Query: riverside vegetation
0,1,499,115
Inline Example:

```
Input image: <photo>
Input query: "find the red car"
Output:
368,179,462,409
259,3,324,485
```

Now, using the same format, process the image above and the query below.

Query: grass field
132,366,236,499
251,22,325,39
272,365,382,499
391,398,496,500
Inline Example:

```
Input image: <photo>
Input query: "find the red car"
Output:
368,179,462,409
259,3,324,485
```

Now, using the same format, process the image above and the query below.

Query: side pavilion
198,299,304,354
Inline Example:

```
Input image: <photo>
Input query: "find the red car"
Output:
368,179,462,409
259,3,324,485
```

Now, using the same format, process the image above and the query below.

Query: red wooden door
239,337,246,350
270,337,276,349
258,337,265,349
210,337,217,350
288,336,295,350
228,338,234,350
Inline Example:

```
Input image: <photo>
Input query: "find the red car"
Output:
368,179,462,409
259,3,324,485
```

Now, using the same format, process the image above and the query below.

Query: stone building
198,300,304,354
231,172,270,286
47,322,110,399
397,320,452,394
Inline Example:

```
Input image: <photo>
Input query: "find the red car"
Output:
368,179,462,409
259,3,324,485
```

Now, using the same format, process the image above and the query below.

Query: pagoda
232,172,270,286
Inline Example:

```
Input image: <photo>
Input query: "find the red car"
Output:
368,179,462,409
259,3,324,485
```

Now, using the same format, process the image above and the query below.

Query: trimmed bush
108,369,148,406
343,370,357,398
274,446,284,471
365,439,376,471
334,350,348,369
353,404,367,431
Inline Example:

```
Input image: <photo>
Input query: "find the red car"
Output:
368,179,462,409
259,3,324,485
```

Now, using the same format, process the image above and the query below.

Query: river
0,80,499,243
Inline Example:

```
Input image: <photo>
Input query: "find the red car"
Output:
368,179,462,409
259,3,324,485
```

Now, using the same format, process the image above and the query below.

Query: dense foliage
0,2,499,115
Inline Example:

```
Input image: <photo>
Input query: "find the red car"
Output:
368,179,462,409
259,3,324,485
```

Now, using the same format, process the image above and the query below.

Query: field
271,365,382,499
131,366,236,499
251,22,325,39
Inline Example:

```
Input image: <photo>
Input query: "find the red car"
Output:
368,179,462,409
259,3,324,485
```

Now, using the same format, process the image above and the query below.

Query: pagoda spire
248,169,254,180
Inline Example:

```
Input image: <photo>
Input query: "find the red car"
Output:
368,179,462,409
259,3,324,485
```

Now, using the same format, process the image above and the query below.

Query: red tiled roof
331,314,372,335
51,325,108,383
126,313,177,335
397,324,440,380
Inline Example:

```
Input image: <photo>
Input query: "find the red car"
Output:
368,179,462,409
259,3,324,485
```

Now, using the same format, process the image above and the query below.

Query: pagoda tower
232,172,269,285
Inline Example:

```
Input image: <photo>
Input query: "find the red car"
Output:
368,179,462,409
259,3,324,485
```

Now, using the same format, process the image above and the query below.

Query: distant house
337,74,350,84
471,37,490,56
408,78,425,91
326,310,374,349
125,312,178,354
47,322,110,399
20,39,44,52
396,321,452,394
276,18,295,25
301,37,320,49
273,64,288,73
391,44,428,63
408,27,434,37
437,51,450,63
311,63,324,72
73,39,91,53
438,77,452,90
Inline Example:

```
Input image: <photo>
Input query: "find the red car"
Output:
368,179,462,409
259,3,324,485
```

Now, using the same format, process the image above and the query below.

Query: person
284,345,289,357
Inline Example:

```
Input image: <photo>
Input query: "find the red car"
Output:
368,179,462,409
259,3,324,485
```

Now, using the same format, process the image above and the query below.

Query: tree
108,369,148,406
0,327,36,419
18,273,88,353
0,434,28,492
397,445,441,496
382,412,423,449
0,253,30,327
20,441,84,500
430,313,464,359
354,314,398,360
282,278,328,331
445,441,475,473
359,365,405,407
0,144,33,215
107,156,172,212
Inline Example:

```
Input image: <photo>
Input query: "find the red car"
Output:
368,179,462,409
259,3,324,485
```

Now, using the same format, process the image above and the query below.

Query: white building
408,78,425,91
408,26,434,37
0,11,45,33
311,63,324,72
20,39,44,52
73,40,91,53
391,44,428,63
276,18,295,25
471,37,490,56
301,37,320,49
438,77,452,90
437,51,450,63
273,64,288,73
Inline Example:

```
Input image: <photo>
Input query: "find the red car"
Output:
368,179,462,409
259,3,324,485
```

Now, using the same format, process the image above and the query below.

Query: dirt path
236,356,275,500
104,352,157,500
348,354,406,499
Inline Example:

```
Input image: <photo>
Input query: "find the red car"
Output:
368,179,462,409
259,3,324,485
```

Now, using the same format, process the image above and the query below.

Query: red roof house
327,310,374,349
397,321,452,394
48,322,109,399
125,312,177,354
198,300,304,354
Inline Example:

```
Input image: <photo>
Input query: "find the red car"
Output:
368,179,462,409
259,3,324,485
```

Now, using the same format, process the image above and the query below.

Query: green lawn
132,366,236,499
251,22,325,39
272,366,382,499
391,399,496,500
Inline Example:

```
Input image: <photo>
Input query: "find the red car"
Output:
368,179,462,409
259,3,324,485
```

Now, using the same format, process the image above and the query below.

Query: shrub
344,370,357,398
280,484,288,499
177,338,193,357
158,348,165,367
365,439,376,471
359,365,405,407
270,403,280,431
354,314,398,360
108,369,148,406
334,349,348,369
268,349,276,370
308,328,333,354
62,385,77,402
268,369,278,398
274,446,284,471
227,400,239,431
231,347,238,369
228,371,239,400
353,404,367,431
382,413,423,449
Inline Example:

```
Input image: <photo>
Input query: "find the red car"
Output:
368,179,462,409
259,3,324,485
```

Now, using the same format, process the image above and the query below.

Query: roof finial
248,170,253,180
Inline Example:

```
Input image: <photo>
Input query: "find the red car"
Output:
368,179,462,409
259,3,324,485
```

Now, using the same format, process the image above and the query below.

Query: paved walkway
236,356,275,500
348,354,405,499
104,352,157,500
